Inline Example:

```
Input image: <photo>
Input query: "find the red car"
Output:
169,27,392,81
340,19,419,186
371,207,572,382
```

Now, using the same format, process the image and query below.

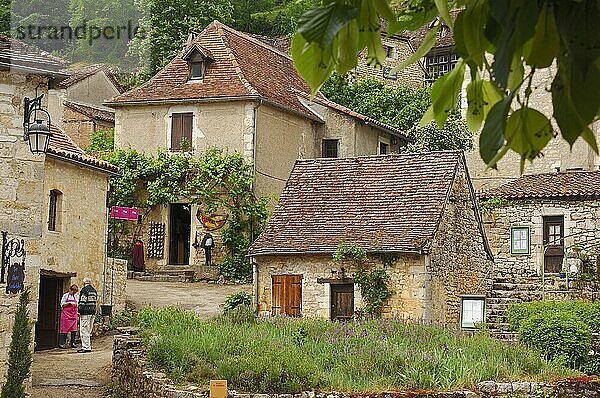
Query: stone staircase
128,268,195,282
487,277,544,341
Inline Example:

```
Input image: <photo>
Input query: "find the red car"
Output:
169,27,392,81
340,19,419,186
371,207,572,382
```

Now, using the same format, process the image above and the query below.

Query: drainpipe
250,101,261,314
102,176,110,304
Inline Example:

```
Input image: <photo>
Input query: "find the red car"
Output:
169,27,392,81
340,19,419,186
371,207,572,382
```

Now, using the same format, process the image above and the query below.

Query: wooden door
169,204,191,265
543,216,564,273
330,284,354,320
35,276,62,350
271,275,302,316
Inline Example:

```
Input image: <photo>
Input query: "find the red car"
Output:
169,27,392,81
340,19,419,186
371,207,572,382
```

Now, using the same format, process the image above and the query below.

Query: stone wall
112,332,600,398
482,199,600,278
352,35,424,89
62,105,114,149
254,253,438,320
0,70,47,385
481,199,600,336
427,161,494,324
43,156,112,304
105,258,128,313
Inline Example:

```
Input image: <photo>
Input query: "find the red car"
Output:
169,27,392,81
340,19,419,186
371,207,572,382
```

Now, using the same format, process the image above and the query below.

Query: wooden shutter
272,275,302,316
171,113,193,150
182,113,193,144
171,114,183,149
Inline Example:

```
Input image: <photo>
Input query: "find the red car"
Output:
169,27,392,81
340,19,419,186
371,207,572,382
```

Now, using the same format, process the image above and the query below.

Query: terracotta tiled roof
0,35,68,76
59,64,126,93
64,101,115,123
249,151,465,256
107,21,405,136
247,34,291,54
47,125,119,175
479,171,600,200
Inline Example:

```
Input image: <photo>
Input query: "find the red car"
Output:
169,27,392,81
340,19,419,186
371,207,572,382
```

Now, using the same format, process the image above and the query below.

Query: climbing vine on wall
100,146,269,281
333,243,394,317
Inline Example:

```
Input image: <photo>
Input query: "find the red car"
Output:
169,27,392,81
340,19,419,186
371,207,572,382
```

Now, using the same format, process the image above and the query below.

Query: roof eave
46,152,120,176
0,62,69,78
248,248,424,257
363,120,413,142
105,94,261,108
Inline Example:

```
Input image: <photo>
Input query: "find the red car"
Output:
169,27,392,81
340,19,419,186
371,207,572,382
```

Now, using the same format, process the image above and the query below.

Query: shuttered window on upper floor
171,113,193,150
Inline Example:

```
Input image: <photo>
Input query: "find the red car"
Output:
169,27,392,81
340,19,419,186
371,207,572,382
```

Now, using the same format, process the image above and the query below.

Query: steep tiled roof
47,125,119,175
0,35,68,76
107,21,405,135
59,64,126,93
64,101,115,123
247,34,291,54
249,151,465,256
479,171,600,200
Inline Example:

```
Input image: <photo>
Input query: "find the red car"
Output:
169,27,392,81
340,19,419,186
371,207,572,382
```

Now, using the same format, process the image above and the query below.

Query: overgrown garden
134,306,576,393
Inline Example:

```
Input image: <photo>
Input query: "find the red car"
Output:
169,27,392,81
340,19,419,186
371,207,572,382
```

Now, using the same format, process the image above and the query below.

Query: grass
136,307,577,393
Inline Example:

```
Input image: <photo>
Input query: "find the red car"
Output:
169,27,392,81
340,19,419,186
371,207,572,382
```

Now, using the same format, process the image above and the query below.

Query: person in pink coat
59,284,79,349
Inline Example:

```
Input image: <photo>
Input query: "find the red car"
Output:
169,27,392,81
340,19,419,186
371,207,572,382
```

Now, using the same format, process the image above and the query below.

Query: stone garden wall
112,332,600,398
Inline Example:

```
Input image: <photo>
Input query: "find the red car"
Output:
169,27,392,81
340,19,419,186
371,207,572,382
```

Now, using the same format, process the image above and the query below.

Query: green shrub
519,312,591,368
223,291,253,312
1,291,33,398
507,301,600,333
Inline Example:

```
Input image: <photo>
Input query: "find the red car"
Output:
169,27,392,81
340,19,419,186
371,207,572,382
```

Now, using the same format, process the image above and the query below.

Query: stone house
106,20,411,274
479,171,600,337
0,35,123,385
249,151,493,327
48,64,123,149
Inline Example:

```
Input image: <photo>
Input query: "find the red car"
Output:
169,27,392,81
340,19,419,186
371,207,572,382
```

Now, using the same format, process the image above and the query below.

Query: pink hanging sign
110,206,139,221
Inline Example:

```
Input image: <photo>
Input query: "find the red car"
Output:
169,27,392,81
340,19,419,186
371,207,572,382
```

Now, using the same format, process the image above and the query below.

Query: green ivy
479,197,512,209
101,147,269,281
85,128,115,156
333,243,393,317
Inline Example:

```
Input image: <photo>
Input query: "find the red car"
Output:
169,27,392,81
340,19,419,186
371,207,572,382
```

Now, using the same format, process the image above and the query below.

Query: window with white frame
511,226,530,255
460,296,485,329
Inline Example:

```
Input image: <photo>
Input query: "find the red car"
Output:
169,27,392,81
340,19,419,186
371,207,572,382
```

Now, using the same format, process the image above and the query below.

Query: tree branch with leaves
292,0,600,171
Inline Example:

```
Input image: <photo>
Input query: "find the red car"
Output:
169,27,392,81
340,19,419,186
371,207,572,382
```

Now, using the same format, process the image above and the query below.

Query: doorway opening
35,270,75,350
330,283,354,321
169,203,191,265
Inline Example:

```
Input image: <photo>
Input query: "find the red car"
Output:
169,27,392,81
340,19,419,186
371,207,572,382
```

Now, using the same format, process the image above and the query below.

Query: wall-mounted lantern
23,94,52,155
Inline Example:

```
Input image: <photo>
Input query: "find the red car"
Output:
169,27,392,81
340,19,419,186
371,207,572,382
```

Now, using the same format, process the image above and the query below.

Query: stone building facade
107,20,411,274
0,36,122,386
479,171,600,337
250,151,493,326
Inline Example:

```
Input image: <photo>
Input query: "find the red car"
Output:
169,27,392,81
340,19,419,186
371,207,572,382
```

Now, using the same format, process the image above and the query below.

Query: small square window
190,62,205,79
379,141,389,155
511,226,530,255
322,139,339,158
460,296,485,329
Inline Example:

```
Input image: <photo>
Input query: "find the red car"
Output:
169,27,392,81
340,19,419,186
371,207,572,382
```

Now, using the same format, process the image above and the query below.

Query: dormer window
182,42,214,82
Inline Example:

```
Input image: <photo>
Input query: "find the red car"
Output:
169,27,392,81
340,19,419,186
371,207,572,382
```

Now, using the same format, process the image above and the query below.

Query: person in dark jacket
77,278,97,353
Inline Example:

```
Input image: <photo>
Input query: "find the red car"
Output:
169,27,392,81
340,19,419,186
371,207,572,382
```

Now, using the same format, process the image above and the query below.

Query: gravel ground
30,280,252,397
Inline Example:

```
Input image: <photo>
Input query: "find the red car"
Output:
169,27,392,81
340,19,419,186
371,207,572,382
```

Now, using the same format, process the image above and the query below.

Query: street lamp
23,95,52,155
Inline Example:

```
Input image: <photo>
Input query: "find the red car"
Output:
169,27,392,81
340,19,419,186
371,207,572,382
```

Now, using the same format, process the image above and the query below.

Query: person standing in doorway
77,278,97,353
59,284,78,349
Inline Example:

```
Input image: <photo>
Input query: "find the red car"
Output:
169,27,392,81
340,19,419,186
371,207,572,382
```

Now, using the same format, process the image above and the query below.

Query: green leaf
466,78,502,132
335,20,359,75
358,0,385,66
505,107,553,162
479,95,512,167
434,0,453,30
427,59,465,127
393,25,439,72
373,0,396,22
454,2,489,67
297,1,358,48
507,52,524,92
524,1,559,68
291,32,335,94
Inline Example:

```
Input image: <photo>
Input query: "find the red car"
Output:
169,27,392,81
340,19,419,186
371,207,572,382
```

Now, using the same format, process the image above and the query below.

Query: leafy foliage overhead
293,0,600,171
